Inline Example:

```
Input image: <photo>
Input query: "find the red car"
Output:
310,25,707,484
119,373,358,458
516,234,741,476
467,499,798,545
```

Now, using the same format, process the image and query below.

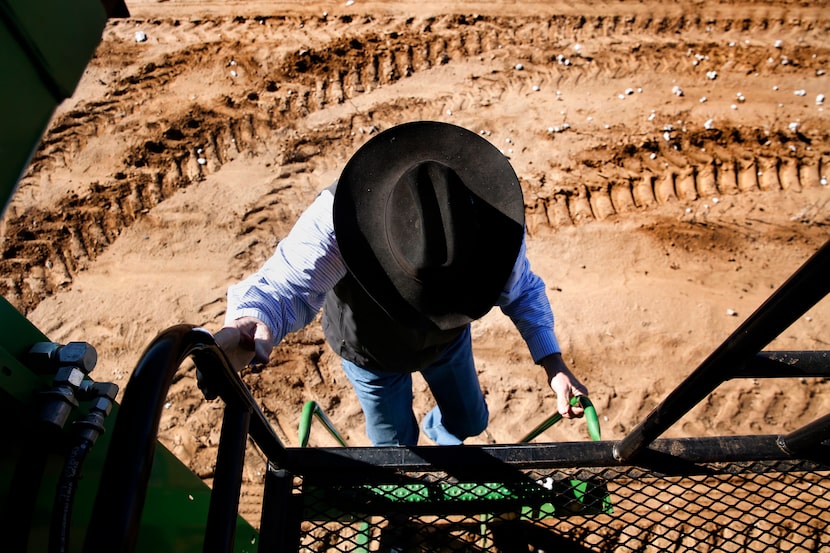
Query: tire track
4,12,828,314
6,101,824,315
17,13,830,186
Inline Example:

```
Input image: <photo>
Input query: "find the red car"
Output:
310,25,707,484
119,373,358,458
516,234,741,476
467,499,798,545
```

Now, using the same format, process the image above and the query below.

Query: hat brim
334,121,525,330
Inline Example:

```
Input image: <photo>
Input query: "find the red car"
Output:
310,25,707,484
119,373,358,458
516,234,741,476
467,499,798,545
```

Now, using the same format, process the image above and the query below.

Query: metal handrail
78,239,830,551
614,239,830,462
82,325,286,553
299,396,601,449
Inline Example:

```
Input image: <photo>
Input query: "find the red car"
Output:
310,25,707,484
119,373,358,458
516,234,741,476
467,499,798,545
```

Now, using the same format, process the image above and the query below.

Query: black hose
49,383,116,553
49,437,93,553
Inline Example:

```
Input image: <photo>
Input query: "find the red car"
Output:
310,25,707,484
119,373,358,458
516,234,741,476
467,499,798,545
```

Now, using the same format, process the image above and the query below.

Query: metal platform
81,240,830,551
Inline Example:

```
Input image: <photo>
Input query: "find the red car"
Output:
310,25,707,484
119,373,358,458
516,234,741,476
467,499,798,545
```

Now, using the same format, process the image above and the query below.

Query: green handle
299,396,600,447
298,400,350,447
519,396,601,443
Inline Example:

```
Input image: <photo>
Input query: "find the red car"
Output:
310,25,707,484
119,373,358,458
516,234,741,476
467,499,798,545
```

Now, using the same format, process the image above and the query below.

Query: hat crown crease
388,161,462,281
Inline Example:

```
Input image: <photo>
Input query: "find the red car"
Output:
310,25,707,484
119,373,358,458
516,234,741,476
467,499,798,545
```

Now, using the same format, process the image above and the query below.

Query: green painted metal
300,395,612,528
343,395,613,517
0,297,260,552
519,395,602,443
2,1,261,549
305,475,613,520
299,400,350,447
0,0,108,217
0,298,51,398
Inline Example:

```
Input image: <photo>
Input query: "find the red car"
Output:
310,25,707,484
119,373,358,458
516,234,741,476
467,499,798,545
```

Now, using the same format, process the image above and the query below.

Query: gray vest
322,273,465,372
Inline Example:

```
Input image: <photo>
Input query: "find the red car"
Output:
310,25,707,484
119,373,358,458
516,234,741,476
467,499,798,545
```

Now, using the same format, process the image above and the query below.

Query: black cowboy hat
334,121,525,330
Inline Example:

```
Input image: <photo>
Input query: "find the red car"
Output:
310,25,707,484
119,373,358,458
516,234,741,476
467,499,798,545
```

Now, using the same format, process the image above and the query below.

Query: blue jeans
341,326,489,446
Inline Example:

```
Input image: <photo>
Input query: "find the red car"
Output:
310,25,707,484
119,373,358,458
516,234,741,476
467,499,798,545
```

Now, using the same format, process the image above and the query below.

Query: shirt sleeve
496,235,561,363
225,187,347,345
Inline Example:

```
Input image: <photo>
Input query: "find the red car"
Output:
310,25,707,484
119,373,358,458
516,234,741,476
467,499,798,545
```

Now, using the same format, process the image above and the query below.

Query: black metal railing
615,240,830,462
81,325,286,553
83,240,830,552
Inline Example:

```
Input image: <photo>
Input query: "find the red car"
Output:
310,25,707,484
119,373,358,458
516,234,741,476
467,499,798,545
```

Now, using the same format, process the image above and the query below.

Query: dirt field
1,0,828,527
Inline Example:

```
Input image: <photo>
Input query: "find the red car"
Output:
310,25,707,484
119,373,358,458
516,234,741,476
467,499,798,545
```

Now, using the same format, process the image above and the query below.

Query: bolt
25,341,98,375
54,366,86,389
78,381,119,402
74,409,108,444
88,396,113,417
92,381,118,401
26,342,62,374
57,342,98,374
38,366,87,429
75,392,116,445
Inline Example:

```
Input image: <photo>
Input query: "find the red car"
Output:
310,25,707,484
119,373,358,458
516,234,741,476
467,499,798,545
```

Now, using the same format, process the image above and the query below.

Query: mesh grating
293,459,830,552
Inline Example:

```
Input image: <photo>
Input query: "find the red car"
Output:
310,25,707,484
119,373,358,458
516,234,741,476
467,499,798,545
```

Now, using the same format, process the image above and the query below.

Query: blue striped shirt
226,187,561,364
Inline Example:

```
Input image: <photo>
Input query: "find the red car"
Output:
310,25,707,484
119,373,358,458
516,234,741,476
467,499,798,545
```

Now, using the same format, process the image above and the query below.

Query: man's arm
220,187,346,371
498,236,589,417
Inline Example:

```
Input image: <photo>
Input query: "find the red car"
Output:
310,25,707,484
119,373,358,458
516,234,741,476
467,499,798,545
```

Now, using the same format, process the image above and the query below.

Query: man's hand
214,316,274,372
540,353,588,419
197,317,274,400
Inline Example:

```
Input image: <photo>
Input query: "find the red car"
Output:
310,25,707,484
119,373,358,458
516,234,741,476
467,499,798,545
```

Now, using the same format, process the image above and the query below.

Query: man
214,121,587,446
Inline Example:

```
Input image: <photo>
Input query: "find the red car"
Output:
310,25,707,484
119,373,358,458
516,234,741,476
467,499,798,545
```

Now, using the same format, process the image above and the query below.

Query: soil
1,0,828,528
